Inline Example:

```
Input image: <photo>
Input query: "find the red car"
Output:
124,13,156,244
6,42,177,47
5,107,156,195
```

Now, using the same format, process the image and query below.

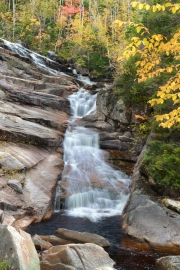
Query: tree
122,1,180,128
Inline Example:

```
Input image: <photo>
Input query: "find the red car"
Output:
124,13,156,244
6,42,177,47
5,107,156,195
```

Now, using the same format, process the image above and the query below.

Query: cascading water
0,38,69,76
55,83,130,222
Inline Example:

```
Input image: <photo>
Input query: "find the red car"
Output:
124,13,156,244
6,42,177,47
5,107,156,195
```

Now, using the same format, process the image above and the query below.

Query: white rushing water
55,83,130,222
0,38,69,76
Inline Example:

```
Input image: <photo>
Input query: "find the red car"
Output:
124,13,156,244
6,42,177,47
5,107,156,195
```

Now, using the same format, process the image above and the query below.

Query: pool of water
26,213,159,270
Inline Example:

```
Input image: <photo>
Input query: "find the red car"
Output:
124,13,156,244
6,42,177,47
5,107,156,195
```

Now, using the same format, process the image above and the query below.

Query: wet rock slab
55,228,110,247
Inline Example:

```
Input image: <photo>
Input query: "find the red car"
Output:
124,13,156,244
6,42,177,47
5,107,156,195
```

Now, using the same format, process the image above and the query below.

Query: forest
1,0,180,194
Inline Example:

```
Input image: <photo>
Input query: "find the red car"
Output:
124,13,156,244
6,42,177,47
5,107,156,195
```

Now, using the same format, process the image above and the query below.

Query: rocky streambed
0,39,180,270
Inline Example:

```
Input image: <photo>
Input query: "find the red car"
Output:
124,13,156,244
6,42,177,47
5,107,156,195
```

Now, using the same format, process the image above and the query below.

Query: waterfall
55,84,130,222
0,38,69,76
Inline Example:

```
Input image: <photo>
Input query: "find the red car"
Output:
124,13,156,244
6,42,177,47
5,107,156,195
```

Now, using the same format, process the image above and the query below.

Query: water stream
0,38,69,76
54,82,130,222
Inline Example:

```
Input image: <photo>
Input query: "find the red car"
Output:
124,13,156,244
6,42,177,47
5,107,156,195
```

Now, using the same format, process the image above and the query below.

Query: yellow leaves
156,115,167,121
139,4,144,10
172,7,177,14
136,26,143,33
113,20,125,27
166,67,173,73
131,2,180,14
131,1,138,8
143,38,149,46
145,4,150,11
152,5,157,12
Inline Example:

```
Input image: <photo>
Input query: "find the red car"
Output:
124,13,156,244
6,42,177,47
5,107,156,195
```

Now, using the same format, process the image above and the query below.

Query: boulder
0,225,40,270
156,256,180,270
163,198,180,214
40,235,72,245
47,51,56,61
55,228,110,247
32,234,52,251
40,243,115,270
0,152,25,173
8,179,23,194
0,210,4,223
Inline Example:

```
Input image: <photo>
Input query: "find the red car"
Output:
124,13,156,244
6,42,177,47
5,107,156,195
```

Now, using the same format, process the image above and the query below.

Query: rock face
32,234,52,251
122,135,180,253
40,235,72,245
81,88,147,167
0,224,40,270
156,256,180,270
0,41,80,226
55,228,110,247
40,243,115,270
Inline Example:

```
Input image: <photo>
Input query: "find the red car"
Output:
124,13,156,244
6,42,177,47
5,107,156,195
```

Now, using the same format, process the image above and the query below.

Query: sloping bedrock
0,142,63,228
0,111,64,147
0,47,76,86
1,74,78,95
0,101,69,133
0,47,78,105
0,80,71,114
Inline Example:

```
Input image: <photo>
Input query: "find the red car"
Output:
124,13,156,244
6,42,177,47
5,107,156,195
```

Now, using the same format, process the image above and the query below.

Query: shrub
0,260,11,270
142,140,180,189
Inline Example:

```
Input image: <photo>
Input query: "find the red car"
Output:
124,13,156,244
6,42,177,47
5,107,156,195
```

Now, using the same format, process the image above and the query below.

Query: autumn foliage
61,0,82,16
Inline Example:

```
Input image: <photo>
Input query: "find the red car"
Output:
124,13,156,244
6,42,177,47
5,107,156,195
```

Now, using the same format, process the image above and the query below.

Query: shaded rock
156,256,180,270
85,121,115,132
55,228,110,247
47,51,56,61
0,224,40,270
0,210,4,223
40,243,115,270
7,179,23,194
40,235,72,245
163,198,180,214
94,266,115,270
32,234,52,251
96,90,130,124
74,64,89,76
